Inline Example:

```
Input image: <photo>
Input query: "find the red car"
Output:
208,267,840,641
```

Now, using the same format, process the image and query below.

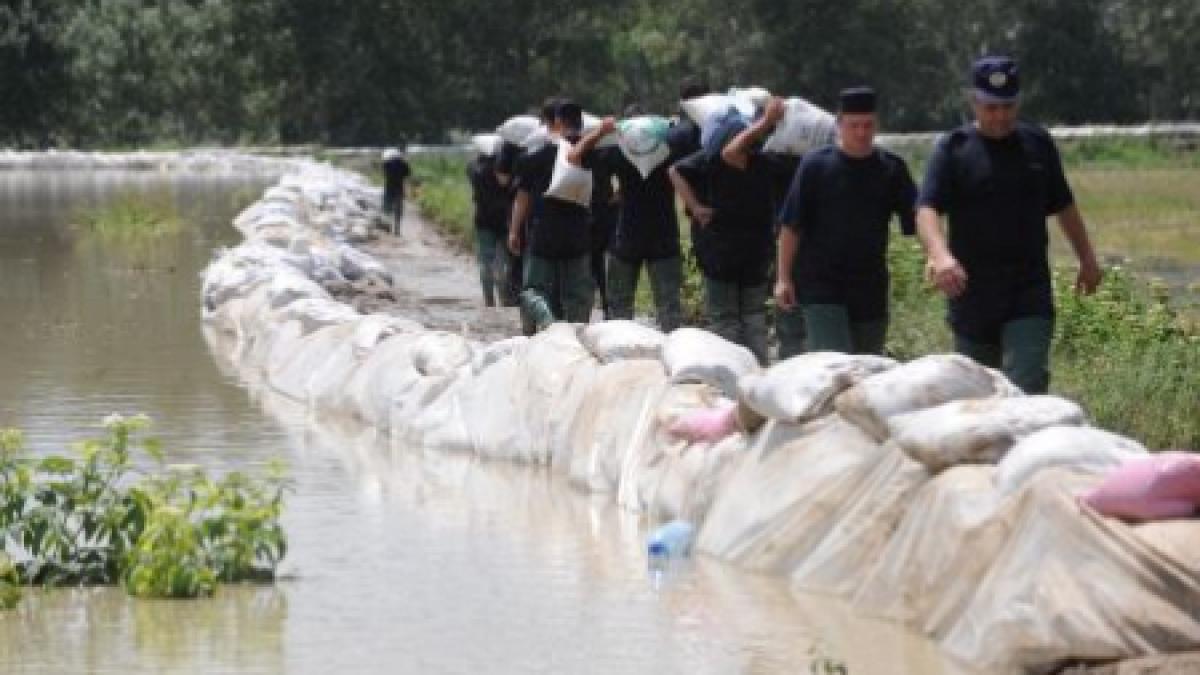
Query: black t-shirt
778,145,917,320
382,156,410,201
467,155,511,234
673,149,793,284
592,146,681,262
495,141,522,178
513,138,593,259
919,122,1073,277
590,153,618,250
919,122,1074,339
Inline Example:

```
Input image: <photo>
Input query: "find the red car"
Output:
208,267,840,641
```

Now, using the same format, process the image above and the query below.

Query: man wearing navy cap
917,56,1102,393
775,86,918,356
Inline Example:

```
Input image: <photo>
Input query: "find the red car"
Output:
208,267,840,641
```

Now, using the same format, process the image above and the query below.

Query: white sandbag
265,271,331,310
995,425,1149,497
471,133,502,157
696,415,887,573
578,320,666,364
275,298,359,335
834,354,1017,441
268,322,358,403
335,243,391,283
341,334,421,429
661,327,760,398
470,336,527,375
680,93,756,127
544,138,592,207
737,352,897,424
496,115,541,146
888,395,1087,473
581,113,619,148
727,86,772,110
411,331,474,376
520,125,552,151
649,427,748,525
615,115,672,178
941,469,1200,672
762,96,837,156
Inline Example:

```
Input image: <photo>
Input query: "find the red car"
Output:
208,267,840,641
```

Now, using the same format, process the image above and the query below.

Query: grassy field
409,140,1200,449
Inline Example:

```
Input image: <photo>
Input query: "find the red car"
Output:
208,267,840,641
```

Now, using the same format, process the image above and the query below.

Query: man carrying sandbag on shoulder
508,100,614,332
669,97,794,365
917,56,1103,393
774,87,918,357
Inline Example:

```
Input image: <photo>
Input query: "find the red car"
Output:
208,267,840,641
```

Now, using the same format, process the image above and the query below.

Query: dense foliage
0,415,289,607
2,0,1199,148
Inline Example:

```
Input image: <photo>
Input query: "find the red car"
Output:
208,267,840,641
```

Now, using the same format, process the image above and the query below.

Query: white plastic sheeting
200,162,1200,673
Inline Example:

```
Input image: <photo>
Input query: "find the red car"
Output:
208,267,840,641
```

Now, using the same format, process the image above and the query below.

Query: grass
411,143,1200,449
77,189,183,242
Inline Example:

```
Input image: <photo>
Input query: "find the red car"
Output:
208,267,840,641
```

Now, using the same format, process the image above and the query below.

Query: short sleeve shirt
593,146,681,262
467,155,511,234
513,138,593,259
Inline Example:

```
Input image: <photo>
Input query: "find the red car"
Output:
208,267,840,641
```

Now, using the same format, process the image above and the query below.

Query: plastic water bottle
646,520,696,567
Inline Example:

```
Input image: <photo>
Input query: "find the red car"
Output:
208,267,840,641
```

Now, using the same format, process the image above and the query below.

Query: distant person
917,56,1103,393
380,147,410,235
508,100,610,331
775,86,918,357
467,147,512,307
589,103,685,332
669,97,794,364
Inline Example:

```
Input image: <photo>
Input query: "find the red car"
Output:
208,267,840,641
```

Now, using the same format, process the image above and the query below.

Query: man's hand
774,278,797,310
599,116,617,135
507,230,523,257
1076,258,1103,294
689,204,714,227
763,97,786,126
925,253,967,298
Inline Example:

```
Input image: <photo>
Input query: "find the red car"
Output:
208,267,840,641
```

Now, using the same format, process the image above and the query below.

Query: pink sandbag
1081,451,1200,521
668,400,739,443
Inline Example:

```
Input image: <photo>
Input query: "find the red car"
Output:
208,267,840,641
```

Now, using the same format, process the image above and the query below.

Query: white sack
544,138,593,207
662,327,760,398
615,115,672,178
889,395,1087,473
581,113,619,148
578,320,666,364
268,322,358,402
727,86,772,110
834,354,1018,441
737,352,897,424
995,425,1149,497
680,93,757,127
521,125,551,151
763,97,837,156
497,115,541,146
471,133,502,157
471,336,528,375
411,331,475,376
275,298,359,335
265,271,331,310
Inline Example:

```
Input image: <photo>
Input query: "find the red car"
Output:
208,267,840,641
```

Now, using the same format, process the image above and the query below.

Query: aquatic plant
0,415,289,607
77,190,183,241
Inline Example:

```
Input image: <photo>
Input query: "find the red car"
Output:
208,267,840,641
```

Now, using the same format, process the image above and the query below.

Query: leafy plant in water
0,415,290,607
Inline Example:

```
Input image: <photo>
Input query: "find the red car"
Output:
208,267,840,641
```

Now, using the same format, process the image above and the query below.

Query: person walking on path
916,56,1103,393
774,86,918,357
381,147,410,235
467,147,512,307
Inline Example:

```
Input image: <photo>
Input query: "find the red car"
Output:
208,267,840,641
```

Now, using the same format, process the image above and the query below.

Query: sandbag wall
203,166,1200,674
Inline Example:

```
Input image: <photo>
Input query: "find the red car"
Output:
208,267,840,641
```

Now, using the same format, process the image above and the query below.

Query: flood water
0,168,977,674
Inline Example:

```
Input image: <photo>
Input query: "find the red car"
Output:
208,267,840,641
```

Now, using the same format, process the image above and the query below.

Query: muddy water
0,169,977,674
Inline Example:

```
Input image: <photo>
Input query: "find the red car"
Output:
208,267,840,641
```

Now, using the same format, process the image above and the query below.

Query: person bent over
775,86,917,357
467,148,511,307
917,56,1102,393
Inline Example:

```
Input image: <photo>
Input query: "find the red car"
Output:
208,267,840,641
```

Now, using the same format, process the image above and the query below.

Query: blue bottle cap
647,541,667,556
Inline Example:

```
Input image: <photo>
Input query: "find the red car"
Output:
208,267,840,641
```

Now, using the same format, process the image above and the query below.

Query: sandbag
762,96,837,156
888,395,1087,473
275,298,359,335
834,354,1018,441
680,93,757,127
696,415,887,573
521,125,551,151
497,115,541,145
1081,452,1200,521
411,331,475,376
471,336,528,375
340,334,420,429
578,320,666,364
544,138,592,207
737,352,897,424
471,133,502,157
996,426,1149,497
268,322,358,402
615,115,672,179
727,86,772,110
265,271,331,310
661,327,760,398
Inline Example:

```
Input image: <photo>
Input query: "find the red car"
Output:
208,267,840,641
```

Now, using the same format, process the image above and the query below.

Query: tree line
2,0,1197,148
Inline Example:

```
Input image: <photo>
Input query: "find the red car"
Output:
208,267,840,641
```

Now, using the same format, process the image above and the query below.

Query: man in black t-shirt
467,150,511,307
775,87,917,357
381,147,410,235
917,56,1102,393
669,97,794,364
590,107,686,332
507,100,612,332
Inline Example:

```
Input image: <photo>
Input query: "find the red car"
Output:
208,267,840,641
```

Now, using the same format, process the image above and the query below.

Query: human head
679,76,710,102
381,147,401,162
554,99,584,135
970,56,1020,139
837,86,878,158
540,96,565,125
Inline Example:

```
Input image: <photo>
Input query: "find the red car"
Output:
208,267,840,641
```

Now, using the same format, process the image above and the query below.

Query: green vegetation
4,1,1200,147
412,149,1200,449
0,415,289,608
78,190,183,242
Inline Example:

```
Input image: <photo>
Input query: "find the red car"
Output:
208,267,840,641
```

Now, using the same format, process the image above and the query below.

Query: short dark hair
555,100,584,131
679,76,710,101
541,96,565,124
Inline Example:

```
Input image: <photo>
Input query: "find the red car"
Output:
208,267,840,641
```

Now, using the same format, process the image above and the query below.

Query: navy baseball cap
839,86,877,114
972,56,1020,103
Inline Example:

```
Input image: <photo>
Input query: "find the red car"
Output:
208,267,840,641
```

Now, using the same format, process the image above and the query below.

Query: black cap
839,86,877,114
555,100,584,131
972,56,1020,103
